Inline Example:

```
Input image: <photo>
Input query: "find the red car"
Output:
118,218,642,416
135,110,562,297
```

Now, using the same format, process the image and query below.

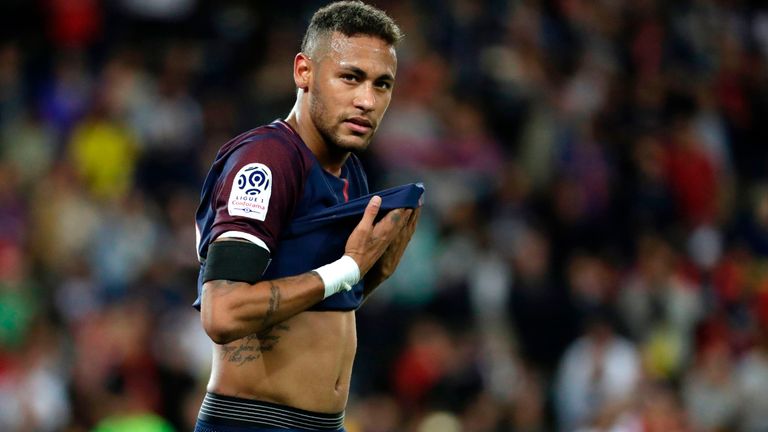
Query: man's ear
294,53,311,91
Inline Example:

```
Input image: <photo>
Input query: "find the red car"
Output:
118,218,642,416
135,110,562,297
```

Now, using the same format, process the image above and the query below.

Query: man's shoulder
218,121,312,166
222,121,294,154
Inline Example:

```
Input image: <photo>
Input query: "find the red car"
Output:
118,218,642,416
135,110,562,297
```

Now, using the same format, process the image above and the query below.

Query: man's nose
353,82,375,111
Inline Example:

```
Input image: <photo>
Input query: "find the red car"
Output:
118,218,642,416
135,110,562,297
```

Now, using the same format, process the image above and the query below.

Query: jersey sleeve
209,136,306,253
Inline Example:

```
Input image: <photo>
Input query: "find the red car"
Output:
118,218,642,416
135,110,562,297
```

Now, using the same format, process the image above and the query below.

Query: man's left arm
362,207,421,299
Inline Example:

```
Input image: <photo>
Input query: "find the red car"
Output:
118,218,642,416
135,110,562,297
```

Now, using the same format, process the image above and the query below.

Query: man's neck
285,109,348,177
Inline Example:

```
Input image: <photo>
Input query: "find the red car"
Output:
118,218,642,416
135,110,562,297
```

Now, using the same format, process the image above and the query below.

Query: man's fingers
358,195,382,228
394,208,415,230
367,206,419,246
385,208,410,230
399,208,419,238
408,208,421,230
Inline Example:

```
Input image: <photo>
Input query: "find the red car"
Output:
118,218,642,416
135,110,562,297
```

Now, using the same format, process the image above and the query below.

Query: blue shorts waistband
198,392,345,431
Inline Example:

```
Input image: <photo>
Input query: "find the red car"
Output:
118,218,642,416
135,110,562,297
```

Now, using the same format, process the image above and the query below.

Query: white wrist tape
314,255,361,299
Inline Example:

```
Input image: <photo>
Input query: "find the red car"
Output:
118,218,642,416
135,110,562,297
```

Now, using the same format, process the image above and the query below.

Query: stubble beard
309,90,372,155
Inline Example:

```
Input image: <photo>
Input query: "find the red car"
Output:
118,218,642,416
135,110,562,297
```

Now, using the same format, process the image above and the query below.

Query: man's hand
363,206,420,292
344,196,413,276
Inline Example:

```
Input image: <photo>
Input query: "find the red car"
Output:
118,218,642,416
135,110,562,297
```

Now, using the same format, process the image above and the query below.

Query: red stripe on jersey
342,178,349,202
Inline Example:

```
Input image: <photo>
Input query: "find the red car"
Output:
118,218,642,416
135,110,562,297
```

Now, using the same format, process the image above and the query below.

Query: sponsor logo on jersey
228,163,272,221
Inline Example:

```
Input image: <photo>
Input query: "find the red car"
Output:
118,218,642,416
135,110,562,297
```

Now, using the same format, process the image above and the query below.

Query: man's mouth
343,117,373,134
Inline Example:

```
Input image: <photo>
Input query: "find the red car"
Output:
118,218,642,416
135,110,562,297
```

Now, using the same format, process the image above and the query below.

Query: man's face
308,32,397,152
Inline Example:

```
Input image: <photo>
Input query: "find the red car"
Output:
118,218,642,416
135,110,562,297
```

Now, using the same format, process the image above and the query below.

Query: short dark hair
301,1,403,56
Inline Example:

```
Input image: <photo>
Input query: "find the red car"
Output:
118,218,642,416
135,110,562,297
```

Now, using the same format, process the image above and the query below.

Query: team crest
228,163,272,221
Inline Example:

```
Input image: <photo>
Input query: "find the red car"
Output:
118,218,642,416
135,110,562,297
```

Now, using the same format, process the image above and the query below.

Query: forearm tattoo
261,281,281,329
214,280,286,366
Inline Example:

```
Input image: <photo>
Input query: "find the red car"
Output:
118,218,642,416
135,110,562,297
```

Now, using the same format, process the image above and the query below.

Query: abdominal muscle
207,310,357,413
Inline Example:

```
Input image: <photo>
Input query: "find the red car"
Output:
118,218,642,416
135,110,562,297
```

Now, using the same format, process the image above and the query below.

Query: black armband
202,241,271,284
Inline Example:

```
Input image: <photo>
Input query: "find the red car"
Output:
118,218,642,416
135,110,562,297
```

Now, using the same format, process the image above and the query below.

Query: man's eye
341,74,358,82
376,81,392,90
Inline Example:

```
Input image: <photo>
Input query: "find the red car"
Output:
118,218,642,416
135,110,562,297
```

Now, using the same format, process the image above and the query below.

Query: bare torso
207,310,357,413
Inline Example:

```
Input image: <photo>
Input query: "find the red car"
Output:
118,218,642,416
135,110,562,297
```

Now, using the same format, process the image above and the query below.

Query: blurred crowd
1,0,768,431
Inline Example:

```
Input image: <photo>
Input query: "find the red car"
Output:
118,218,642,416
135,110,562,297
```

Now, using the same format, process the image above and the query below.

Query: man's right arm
201,271,324,344
201,196,410,345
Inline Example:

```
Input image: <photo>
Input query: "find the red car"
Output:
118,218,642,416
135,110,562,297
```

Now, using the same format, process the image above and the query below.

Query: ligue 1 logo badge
229,163,273,221
238,165,271,196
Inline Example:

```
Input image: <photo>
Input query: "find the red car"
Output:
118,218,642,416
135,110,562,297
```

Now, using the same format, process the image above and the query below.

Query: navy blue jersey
194,120,370,311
